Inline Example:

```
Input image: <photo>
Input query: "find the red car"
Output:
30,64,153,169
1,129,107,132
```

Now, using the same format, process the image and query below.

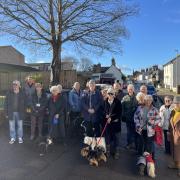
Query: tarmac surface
0,122,179,180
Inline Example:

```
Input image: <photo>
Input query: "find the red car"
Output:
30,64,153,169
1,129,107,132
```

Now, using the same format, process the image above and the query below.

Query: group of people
3,77,180,177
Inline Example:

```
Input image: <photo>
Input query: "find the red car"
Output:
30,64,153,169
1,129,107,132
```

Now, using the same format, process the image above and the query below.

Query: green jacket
121,94,138,123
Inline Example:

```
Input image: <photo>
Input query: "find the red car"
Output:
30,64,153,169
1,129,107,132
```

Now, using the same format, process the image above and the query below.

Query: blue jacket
81,90,102,123
68,89,82,112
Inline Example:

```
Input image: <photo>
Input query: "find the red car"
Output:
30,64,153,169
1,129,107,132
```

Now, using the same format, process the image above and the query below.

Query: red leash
97,120,109,146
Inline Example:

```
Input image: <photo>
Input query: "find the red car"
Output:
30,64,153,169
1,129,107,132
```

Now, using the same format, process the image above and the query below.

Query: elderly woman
30,83,48,140
159,96,173,154
48,85,66,144
168,96,180,177
122,84,138,149
104,88,122,159
134,95,161,159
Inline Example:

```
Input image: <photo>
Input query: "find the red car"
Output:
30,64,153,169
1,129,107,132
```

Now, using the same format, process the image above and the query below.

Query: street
0,122,179,180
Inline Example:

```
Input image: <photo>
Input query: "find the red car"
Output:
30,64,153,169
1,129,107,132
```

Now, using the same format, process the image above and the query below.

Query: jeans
9,112,23,139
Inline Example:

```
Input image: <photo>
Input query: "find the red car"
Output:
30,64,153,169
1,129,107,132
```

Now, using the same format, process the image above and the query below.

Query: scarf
173,109,180,124
52,94,60,102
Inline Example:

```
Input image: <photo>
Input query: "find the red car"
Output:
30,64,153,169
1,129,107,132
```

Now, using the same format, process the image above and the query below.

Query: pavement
0,122,179,180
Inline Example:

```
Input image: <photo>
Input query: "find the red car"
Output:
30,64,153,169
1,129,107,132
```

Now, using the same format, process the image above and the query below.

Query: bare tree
78,57,93,72
0,0,138,84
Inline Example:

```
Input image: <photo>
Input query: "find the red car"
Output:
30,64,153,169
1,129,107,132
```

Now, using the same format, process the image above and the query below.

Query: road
0,122,179,180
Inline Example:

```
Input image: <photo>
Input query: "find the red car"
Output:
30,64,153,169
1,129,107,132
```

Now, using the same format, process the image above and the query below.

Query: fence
0,70,77,94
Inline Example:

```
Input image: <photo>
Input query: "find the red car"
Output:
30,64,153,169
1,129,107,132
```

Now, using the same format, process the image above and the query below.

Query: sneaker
114,152,120,160
30,135,35,141
168,163,179,169
18,138,23,144
9,138,15,144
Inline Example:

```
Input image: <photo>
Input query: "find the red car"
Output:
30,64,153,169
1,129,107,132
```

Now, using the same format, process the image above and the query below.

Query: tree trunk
51,45,61,85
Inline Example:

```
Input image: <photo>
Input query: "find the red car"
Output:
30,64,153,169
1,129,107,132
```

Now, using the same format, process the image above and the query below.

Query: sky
0,0,180,75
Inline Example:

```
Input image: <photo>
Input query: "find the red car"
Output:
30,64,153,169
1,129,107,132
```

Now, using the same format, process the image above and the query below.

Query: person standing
30,83,48,140
4,80,25,144
113,82,125,102
81,80,102,137
68,82,82,136
134,95,161,160
121,84,138,149
168,96,180,177
159,96,173,154
24,76,36,114
48,85,66,144
104,88,122,159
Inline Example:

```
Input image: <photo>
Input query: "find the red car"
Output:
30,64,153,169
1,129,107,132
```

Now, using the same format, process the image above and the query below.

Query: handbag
154,125,163,146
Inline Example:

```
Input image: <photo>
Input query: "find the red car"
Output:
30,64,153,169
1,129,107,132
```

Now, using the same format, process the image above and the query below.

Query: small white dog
143,152,156,178
84,136,106,152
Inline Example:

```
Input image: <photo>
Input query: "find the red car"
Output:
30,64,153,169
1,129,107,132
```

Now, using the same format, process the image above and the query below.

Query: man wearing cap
4,80,25,144
81,80,103,137
168,96,180,177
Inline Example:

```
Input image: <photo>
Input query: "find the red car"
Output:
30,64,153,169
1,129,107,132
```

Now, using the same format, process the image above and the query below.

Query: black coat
104,98,122,133
31,90,48,117
4,90,25,120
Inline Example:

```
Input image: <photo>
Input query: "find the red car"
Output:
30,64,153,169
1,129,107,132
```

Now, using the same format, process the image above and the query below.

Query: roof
0,63,39,72
163,55,180,67
0,45,24,57
100,67,109,73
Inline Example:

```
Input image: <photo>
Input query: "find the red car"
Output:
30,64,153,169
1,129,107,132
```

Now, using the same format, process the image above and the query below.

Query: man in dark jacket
30,83,48,140
113,82,125,102
121,84,138,149
4,80,25,144
81,80,103,137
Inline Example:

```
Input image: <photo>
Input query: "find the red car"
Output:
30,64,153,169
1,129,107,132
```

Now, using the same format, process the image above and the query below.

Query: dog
136,156,146,176
143,152,156,178
39,137,53,156
81,136,107,167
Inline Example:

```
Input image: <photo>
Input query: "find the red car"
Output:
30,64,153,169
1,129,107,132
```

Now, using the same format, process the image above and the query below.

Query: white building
92,58,123,84
163,55,180,93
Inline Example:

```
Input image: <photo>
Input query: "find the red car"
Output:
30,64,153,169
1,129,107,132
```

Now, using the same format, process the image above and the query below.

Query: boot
114,148,120,160
106,145,110,157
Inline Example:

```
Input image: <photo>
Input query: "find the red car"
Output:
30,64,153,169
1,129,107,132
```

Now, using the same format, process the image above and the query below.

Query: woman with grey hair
134,95,161,159
47,85,66,144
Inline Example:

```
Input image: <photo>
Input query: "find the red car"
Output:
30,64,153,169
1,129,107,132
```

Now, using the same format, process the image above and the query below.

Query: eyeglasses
108,93,114,96
165,100,171,102
13,84,18,86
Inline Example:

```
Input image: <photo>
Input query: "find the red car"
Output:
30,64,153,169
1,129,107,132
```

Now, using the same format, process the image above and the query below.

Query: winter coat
31,90,48,117
115,89,125,102
68,88,82,112
121,94,138,123
159,105,174,130
134,105,162,137
24,83,36,107
169,110,180,162
81,90,102,123
4,90,25,120
104,98,122,133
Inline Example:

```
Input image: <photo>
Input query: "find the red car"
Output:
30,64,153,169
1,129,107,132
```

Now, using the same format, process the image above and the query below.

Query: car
147,85,156,95
95,84,112,91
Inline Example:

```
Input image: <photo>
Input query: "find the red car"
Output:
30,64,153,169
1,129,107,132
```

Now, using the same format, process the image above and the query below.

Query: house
91,58,123,84
135,65,163,87
163,55,180,93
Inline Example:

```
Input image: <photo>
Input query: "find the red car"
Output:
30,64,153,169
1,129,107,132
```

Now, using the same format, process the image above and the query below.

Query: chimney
112,58,116,66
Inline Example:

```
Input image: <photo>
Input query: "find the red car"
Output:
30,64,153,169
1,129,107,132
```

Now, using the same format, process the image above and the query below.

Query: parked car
95,84,112,91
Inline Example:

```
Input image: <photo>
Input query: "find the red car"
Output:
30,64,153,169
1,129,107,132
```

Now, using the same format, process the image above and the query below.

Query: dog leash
96,119,109,146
